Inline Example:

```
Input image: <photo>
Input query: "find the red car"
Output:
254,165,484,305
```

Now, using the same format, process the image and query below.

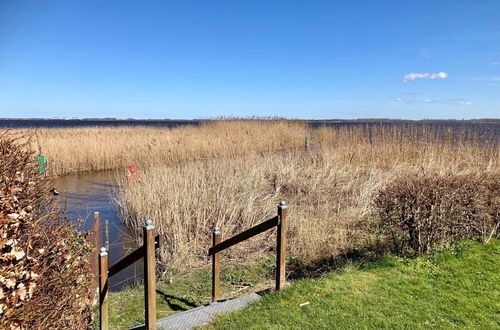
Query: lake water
0,118,200,128
55,170,142,291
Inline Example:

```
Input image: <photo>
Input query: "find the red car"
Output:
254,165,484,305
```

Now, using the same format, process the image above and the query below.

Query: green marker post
37,155,45,175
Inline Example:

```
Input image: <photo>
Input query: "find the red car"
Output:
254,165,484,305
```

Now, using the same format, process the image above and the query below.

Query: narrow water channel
55,170,143,291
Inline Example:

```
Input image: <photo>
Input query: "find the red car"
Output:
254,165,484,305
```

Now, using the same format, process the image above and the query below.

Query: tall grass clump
116,122,498,274
0,132,94,329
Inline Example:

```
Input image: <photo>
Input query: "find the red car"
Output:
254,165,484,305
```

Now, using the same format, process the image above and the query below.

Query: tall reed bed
116,122,499,273
10,120,497,176
16,121,307,175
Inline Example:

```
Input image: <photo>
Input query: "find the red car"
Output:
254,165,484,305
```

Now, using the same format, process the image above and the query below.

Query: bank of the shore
103,239,500,329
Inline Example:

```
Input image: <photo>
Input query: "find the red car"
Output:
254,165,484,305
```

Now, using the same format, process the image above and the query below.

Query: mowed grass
205,239,500,329
102,259,275,329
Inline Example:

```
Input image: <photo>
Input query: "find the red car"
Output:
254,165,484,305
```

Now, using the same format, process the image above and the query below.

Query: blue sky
0,1,499,119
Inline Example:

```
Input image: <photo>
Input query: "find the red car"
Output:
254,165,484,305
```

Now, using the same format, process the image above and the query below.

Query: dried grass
114,121,499,274
11,120,496,176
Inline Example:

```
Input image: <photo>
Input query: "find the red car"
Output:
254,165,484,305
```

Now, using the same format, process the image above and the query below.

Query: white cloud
472,76,500,82
394,97,414,103
393,97,472,106
421,51,432,59
404,72,448,82
450,100,473,106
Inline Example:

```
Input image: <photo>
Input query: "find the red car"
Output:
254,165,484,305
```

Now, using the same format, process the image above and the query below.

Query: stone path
131,292,263,329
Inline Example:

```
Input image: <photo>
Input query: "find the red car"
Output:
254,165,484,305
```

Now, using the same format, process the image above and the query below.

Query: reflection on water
55,170,142,292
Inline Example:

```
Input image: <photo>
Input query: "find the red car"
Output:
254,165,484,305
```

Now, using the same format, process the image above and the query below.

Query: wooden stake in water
92,212,102,295
105,219,109,250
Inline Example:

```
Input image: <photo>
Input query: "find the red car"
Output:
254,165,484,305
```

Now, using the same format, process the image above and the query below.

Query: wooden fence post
92,212,101,293
99,247,109,330
143,219,157,329
212,227,221,302
276,201,287,291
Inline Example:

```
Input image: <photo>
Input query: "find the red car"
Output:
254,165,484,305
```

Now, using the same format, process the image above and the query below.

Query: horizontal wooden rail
209,201,288,302
108,235,159,278
208,216,279,256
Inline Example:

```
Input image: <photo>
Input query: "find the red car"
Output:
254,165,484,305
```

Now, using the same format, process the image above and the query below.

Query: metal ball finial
99,247,108,256
144,219,155,230
279,200,287,207
213,226,220,235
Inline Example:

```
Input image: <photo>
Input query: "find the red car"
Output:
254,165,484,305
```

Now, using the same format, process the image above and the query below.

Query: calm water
55,170,142,292
0,118,200,128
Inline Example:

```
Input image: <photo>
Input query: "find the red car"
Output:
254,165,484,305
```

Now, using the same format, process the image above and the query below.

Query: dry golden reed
113,121,499,274
7,120,498,274
16,120,312,175
9,119,497,176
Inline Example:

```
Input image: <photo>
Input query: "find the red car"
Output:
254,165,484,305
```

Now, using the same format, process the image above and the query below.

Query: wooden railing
97,218,160,330
208,201,288,302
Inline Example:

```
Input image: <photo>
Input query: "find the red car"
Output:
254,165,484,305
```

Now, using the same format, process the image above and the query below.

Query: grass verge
205,239,500,329
102,259,275,329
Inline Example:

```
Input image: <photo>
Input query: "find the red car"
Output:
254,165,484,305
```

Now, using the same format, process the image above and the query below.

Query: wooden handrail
108,235,159,278
209,201,288,302
98,219,159,330
208,216,279,256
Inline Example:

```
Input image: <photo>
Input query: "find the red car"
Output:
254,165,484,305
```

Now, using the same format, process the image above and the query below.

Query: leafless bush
374,173,500,255
0,132,93,329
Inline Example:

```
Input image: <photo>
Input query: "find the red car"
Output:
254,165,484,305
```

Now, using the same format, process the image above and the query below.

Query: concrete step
131,292,264,329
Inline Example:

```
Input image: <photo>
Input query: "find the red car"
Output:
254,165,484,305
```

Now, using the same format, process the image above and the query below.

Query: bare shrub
0,132,93,329
374,173,500,255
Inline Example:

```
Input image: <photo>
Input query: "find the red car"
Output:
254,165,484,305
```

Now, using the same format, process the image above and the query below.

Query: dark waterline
1,118,499,139
0,118,200,128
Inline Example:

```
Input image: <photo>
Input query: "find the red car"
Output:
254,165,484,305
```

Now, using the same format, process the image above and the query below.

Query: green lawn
102,259,275,329
205,239,500,329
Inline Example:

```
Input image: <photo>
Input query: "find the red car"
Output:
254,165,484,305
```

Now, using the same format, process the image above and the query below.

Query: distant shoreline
1,117,499,122
1,117,499,128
